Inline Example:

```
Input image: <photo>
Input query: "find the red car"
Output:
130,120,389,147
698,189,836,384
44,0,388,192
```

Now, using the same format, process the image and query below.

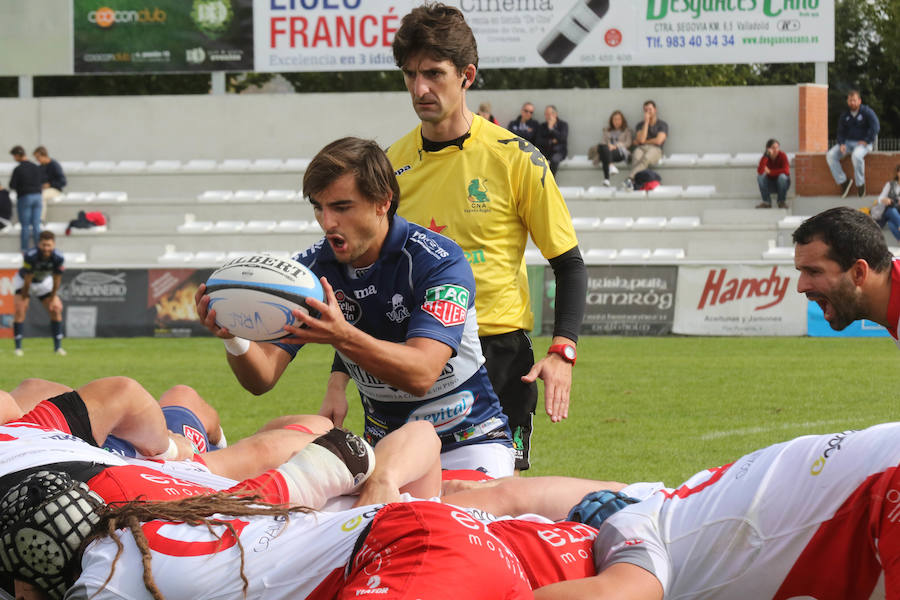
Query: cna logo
88,6,167,28
467,179,489,204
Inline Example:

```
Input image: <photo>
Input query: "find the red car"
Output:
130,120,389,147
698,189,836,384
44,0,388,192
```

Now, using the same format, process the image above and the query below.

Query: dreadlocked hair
79,493,313,600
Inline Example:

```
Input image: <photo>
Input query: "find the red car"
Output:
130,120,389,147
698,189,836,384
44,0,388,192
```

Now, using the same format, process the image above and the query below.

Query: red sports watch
547,343,577,365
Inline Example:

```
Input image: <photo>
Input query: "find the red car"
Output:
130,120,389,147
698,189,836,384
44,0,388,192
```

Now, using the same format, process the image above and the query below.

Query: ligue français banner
253,0,834,72
673,264,807,336
73,0,254,73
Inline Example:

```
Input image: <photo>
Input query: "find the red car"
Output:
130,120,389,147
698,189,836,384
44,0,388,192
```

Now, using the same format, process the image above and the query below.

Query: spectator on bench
537,105,569,176
755,138,791,209
589,109,633,187
826,89,879,199
625,100,668,191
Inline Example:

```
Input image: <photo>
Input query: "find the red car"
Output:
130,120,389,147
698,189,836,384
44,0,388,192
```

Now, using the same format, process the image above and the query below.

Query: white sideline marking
700,418,857,441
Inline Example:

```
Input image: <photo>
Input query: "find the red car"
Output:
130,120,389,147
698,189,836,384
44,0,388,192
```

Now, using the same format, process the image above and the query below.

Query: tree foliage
19,0,899,136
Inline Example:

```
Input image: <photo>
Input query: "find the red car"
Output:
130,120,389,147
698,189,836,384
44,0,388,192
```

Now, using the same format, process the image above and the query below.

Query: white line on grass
700,418,863,441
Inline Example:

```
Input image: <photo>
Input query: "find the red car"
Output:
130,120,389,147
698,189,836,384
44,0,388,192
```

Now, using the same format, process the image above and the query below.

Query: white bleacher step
273,220,310,233
198,190,234,203
158,246,194,263
264,189,299,202
731,152,762,167
571,217,600,231
283,158,311,172
192,251,227,264
177,220,213,233
147,160,182,173
219,159,253,172
233,190,265,202
617,190,648,200
583,186,615,200
560,155,593,170
65,252,87,263
666,216,701,228
633,216,667,229
647,185,683,198
558,186,584,201
115,160,147,173
683,185,716,198
43,222,68,235
69,225,107,235
584,248,617,262
244,220,278,233
777,215,811,229
261,250,293,260
616,248,652,260
60,161,86,174
82,160,117,174
250,159,284,171
650,248,686,260
56,192,96,203
183,159,218,172
598,217,634,230
96,191,127,202
695,153,731,167
762,245,795,260
210,221,245,233
0,252,23,266
660,154,698,167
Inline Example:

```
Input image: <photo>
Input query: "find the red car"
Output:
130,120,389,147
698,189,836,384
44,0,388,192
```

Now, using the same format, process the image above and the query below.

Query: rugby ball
205,254,324,341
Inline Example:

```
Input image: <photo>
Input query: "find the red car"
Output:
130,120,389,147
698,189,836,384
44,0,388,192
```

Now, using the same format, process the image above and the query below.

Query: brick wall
795,152,900,196
798,84,828,153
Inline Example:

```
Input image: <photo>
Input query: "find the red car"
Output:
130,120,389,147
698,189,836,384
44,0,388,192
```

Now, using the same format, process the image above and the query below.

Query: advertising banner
542,265,676,336
806,300,890,338
74,0,254,73
673,264,807,336
0,269,16,339
149,268,215,337
253,0,833,72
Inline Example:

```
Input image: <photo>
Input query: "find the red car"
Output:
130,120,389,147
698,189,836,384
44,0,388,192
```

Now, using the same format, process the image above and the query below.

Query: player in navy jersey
13,230,65,356
196,137,515,477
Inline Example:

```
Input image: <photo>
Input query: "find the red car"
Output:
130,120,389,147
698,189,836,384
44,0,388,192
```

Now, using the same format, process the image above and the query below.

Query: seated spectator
826,90,879,198
476,102,499,125
507,102,540,144
625,100,668,191
589,110,633,187
537,105,568,175
0,185,11,231
755,138,791,209
875,164,900,241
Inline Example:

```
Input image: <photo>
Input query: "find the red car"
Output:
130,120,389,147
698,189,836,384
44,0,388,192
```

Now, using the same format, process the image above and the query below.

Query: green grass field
3,335,896,487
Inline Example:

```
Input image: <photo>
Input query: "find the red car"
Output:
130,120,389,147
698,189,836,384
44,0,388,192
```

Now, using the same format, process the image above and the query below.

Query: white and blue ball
205,254,324,341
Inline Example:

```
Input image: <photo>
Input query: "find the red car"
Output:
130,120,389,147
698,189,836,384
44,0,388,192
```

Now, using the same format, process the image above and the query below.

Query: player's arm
194,282,294,395
19,271,33,297
533,564,663,600
283,278,452,397
320,357,351,426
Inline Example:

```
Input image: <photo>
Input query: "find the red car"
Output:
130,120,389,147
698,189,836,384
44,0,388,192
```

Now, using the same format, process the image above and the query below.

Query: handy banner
74,0,254,73
806,300,890,338
673,264,807,336
0,269,16,339
543,264,677,336
253,0,834,72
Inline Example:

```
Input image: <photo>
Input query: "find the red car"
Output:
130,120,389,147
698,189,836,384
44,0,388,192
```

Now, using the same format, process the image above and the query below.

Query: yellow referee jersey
388,115,578,335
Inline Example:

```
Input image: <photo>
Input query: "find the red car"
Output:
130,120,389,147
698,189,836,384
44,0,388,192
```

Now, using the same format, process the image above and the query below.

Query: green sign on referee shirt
73,0,253,73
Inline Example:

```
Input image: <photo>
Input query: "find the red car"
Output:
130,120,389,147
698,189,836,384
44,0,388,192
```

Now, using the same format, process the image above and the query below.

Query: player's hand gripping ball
566,490,641,530
205,254,324,341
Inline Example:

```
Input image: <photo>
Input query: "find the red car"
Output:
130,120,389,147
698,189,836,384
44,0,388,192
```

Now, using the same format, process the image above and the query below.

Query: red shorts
340,501,532,599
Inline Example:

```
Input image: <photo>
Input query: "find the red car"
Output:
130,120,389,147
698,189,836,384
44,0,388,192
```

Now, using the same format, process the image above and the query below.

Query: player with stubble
320,3,587,473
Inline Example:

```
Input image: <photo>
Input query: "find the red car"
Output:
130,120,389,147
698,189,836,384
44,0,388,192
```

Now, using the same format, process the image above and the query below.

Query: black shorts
18,391,98,446
479,330,537,471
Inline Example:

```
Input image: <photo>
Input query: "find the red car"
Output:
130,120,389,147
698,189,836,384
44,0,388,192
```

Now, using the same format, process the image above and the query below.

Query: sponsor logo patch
182,425,207,453
422,284,469,326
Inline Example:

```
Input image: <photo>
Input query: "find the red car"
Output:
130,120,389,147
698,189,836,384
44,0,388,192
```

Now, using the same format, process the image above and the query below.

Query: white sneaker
602,179,611,187
609,164,619,175
55,348,67,356
13,349,23,357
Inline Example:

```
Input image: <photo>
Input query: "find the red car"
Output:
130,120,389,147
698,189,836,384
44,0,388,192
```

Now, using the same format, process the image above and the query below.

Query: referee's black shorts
479,330,537,471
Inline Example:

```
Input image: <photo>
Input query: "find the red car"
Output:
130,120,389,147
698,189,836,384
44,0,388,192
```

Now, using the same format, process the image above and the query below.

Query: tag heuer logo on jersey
422,285,469,326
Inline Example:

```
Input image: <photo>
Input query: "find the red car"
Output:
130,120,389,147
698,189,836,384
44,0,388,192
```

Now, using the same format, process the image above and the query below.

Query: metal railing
827,138,900,151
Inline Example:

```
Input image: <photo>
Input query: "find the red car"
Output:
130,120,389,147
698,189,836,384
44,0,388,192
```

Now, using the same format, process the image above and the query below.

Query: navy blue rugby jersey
278,216,510,452
19,247,65,282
